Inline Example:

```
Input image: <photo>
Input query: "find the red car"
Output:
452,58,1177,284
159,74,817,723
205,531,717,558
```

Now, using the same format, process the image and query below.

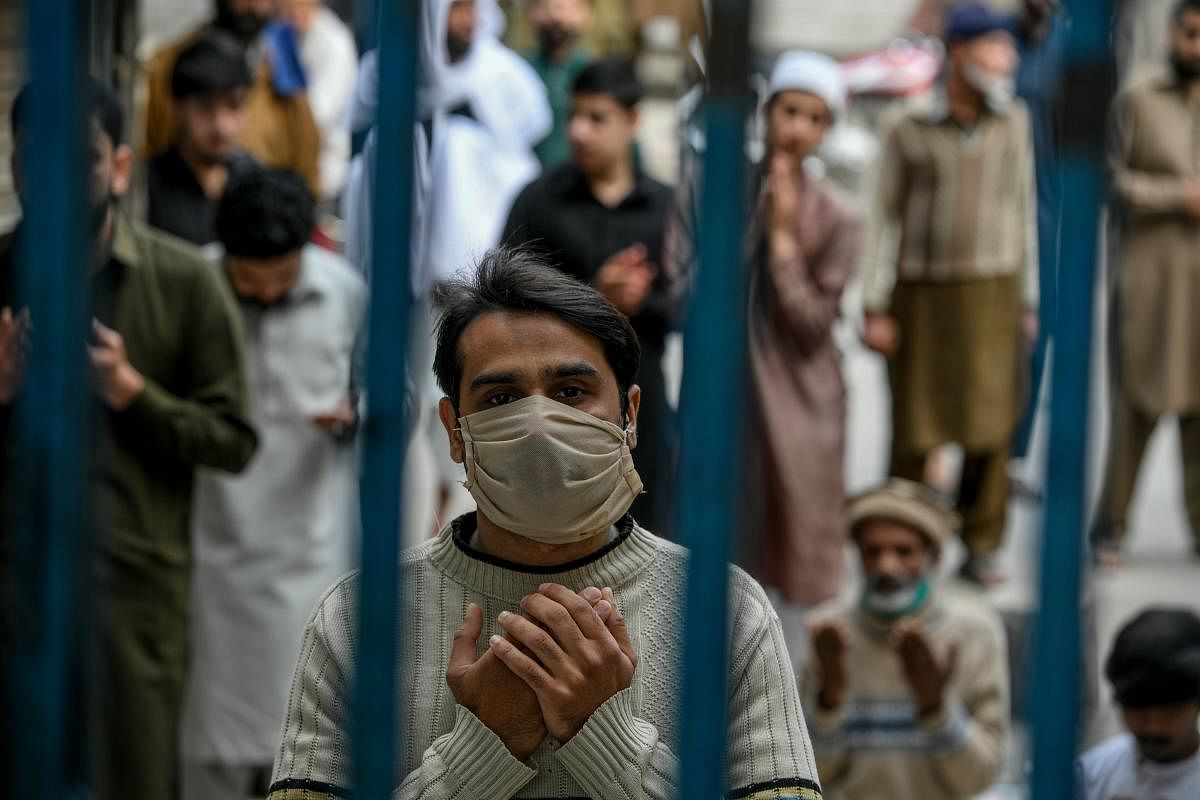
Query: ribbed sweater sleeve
558,574,823,800
724,575,824,800
556,688,679,799
392,706,537,800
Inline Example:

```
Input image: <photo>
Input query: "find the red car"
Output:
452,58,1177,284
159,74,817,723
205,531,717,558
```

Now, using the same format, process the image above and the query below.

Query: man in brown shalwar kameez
860,3,1039,586
1092,0,1200,566
750,51,862,612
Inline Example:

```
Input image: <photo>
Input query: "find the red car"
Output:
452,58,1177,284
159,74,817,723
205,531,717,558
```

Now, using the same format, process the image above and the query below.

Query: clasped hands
446,584,637,761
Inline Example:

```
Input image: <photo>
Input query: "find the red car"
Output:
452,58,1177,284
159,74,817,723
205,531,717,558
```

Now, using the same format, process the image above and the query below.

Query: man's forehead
457,311,612,383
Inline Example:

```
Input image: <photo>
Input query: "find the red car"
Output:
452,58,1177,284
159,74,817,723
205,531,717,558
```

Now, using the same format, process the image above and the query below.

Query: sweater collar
427,513,661,603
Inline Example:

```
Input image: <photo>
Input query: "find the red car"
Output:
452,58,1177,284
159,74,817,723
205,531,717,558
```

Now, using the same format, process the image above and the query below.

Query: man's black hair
571,56,644,110
170,30,253,100
216,167,314,259
11,77,124,146
433,248,641,413
1106,607,1200,709
1176,0,1200,22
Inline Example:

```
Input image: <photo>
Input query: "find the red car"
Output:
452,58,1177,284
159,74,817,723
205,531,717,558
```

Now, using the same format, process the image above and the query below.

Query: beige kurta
1109,73,1200,416
142,28,321,197
749,168,861,606
860,97,1038,455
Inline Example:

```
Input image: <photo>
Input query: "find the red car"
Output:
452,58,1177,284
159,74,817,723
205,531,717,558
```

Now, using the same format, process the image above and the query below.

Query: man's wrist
818,687,845,712
917,695,944,719
109,363,146,410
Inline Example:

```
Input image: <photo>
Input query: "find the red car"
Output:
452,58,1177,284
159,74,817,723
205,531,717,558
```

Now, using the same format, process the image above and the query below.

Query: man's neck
471,511,616,568
178,144,232,200
1185,78,1200,105
584,158,636,209
91,209,115,271
542,38,579,65
946,73,985,128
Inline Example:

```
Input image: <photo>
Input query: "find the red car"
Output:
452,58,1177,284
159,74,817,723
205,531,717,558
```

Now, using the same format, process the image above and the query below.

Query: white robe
341,0,550,291
181,246,368,764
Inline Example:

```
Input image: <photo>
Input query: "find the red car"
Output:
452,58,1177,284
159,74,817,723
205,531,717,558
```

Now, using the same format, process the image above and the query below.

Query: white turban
766,50,847,120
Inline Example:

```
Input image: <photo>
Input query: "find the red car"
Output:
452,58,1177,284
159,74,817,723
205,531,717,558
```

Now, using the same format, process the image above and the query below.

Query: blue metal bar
350,0,418,796
1028,1,1114,797
8,0,92,796
676,1,752,796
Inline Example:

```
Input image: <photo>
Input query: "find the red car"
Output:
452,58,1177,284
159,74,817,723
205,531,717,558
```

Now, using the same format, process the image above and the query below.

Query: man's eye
556,386,583,401
486,392,518,406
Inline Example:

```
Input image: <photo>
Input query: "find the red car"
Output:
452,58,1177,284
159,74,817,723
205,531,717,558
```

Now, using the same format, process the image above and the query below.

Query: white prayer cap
766,50,848,120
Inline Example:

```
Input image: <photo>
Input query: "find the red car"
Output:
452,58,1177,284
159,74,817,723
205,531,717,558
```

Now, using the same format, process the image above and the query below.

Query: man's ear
438,396,466,464
111,143,135,200
624,384,642,450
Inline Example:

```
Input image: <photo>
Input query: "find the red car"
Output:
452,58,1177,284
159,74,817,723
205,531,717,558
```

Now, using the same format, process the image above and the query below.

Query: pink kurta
749,169,861,606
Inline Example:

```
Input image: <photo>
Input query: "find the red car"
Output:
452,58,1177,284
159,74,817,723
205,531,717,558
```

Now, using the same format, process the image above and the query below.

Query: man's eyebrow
544,362,601,381
469,370,523,391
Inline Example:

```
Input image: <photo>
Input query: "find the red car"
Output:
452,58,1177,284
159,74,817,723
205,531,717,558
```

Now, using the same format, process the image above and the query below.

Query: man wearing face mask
860,1,1039,586
0,81,257,800
1078,607,1200,799
268,249,824,800
525,0,595,165
1091,0,1200,568
182,168,365,800
142,0,321,195
803,479,1010,800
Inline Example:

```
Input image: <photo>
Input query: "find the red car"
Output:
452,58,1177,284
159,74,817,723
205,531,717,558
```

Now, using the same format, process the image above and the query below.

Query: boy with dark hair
268,247,824,800
142,0,321,195
1078,607,1200,798
146,31,258,247
502,56,680,534
2,79,257,800
183,167,365,800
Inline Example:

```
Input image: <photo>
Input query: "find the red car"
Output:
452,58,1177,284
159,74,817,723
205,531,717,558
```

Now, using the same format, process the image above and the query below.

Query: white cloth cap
767,50,847,120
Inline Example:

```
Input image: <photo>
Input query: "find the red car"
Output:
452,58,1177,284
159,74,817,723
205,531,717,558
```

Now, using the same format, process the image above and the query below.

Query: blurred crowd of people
1,0,1199,799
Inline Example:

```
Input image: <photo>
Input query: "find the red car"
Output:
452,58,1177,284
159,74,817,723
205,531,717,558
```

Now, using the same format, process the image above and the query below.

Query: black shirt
145,147,257,247
501,161,676,352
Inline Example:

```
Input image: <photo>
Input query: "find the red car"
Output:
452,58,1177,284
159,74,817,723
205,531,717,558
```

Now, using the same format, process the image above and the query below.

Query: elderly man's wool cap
944,2,1019,45
847,478,961,552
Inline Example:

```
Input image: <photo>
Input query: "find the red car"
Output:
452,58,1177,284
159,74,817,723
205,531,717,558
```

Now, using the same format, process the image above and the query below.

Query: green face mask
860,574,931,621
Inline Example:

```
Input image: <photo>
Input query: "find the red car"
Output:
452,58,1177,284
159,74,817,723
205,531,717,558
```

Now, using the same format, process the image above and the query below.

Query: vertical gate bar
351,0,418,797
9,0,92,796
1029,1,1114,797
676,0,752,796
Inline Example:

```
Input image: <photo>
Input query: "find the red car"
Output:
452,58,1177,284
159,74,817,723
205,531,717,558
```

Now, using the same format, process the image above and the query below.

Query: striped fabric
861,96,1039,312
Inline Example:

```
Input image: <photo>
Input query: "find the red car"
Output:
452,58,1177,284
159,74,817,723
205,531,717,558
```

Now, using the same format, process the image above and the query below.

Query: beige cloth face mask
457,394,644,544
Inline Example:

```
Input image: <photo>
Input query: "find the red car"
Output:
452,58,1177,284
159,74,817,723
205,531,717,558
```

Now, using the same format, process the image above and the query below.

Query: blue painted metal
1029,0,1114,797
8,0,92,797
350,0,419,796
676,0,753,796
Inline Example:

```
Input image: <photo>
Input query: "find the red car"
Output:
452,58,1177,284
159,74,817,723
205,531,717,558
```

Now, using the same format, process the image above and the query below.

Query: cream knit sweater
267,515,823,799
800,590,1010,800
